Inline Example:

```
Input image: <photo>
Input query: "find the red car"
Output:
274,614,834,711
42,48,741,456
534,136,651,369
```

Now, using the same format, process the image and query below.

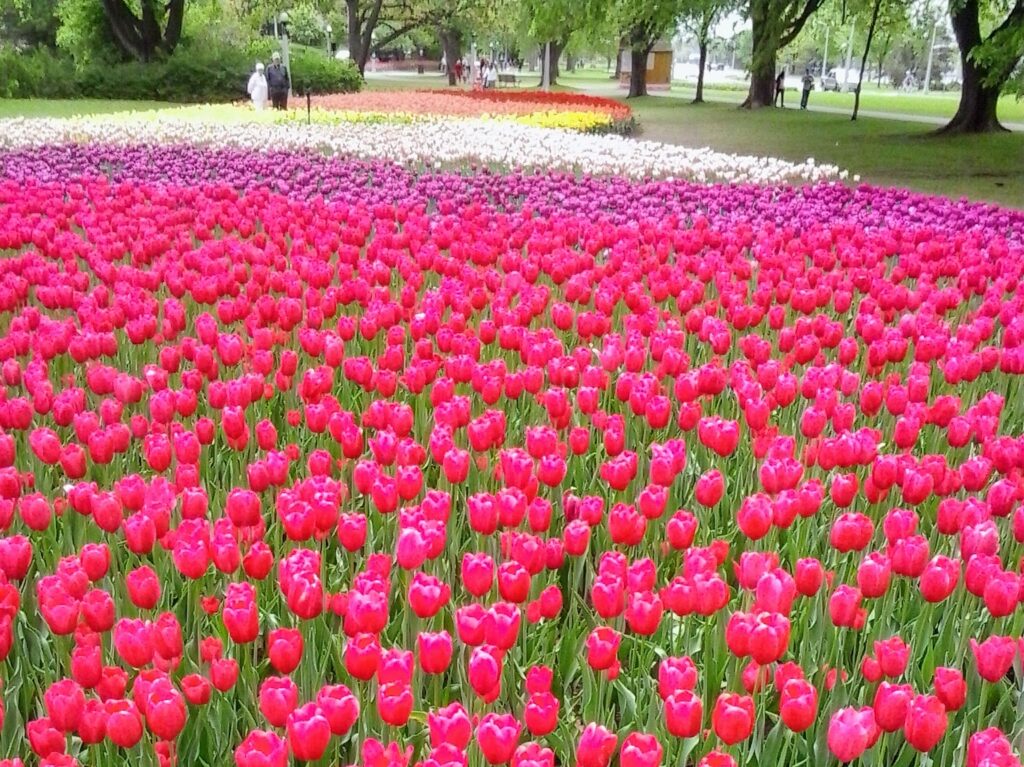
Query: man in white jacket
247,62,268,111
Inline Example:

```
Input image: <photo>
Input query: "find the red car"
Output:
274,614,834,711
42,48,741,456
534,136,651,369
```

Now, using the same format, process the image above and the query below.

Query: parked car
820,68,857,92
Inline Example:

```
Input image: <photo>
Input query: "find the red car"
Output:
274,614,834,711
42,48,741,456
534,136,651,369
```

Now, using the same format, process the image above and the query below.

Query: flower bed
0,98,1022,767
0,115,842,184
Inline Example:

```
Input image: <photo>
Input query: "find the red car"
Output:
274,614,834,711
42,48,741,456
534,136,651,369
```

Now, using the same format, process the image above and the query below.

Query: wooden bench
498,73,519,87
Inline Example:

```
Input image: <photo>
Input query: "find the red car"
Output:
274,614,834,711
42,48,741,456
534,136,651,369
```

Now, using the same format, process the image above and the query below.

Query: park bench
498,73,519,87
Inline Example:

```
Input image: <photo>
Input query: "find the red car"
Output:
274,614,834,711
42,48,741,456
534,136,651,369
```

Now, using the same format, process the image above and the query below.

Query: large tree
616,0,687,97
681,0,737,103
345,0,419,74
99,0,185,61
941,0,1024,133
744,0,825,107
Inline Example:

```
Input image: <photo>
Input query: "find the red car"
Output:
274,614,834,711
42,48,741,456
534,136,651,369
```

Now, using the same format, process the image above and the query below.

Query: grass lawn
666,83,1024,124
0,98,169,118
626,96,1024,208
558,69,1024,124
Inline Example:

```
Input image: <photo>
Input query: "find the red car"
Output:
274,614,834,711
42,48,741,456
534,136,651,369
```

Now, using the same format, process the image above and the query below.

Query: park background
0,0,1022,208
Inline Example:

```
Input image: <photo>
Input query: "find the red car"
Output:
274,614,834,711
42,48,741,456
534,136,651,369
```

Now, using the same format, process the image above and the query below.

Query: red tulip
827,707,879,763
779,679,817,733
970,635,1016,682
576,723,617,767
235,730,288,767
286,703,331,762
104,700,143,748
664,690,702,738
418,630,454,674
711,693,754,745
477,712,521,765
903,694,948,752
427,702,472,749
932,667,967,711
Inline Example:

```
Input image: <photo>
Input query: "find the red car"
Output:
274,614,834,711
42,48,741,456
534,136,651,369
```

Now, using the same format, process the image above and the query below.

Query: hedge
0,46,362,102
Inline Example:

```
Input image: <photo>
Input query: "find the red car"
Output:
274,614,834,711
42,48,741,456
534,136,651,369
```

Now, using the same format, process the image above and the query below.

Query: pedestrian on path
800,68,814,110
774,71,786,108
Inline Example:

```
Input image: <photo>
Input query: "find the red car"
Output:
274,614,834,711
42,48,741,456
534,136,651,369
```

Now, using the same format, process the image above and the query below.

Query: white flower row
0,114,846,185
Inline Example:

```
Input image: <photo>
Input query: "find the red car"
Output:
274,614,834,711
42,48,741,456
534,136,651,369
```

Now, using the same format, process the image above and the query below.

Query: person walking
774,70,786,107
247,62,268,111
485,60,498,89
800,68,814,110
266,52,290,110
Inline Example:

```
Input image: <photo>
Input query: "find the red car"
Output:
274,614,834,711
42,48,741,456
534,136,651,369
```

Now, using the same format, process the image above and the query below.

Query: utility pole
821,26,829,78
923,20,938,92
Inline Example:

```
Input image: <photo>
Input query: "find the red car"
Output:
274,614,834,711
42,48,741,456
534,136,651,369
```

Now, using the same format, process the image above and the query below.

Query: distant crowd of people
442,55,523,88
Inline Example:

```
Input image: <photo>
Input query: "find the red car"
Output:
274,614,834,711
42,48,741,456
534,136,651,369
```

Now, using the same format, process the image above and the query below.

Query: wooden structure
619,39,673,90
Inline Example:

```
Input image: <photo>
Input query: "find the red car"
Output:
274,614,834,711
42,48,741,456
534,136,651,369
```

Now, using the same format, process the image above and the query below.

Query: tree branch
371,21,420,50
780,0,825,47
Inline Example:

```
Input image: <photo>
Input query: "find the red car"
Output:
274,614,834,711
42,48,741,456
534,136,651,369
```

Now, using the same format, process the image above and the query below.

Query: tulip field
0,91,1022,767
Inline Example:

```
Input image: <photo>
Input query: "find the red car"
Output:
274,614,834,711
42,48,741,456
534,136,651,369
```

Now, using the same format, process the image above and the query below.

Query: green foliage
284,3,328,47
0,43,361,102
289,47,364,92
614,0,691,51
55,0,121,65
0,0,61,48
0,47,77,98
972,11,1024,95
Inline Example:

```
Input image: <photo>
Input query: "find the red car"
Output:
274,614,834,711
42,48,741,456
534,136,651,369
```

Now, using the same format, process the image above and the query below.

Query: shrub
288,48,362,95
0,48,77,99
0,41,361,103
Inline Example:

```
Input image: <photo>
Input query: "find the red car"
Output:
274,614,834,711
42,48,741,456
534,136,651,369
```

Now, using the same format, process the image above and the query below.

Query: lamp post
326,24,333,58
923,19,939,92
278,12,292,98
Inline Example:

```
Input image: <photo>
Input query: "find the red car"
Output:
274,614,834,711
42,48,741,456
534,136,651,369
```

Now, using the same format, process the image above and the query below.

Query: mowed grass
625,96,1024,207
665,83,1024,124
560,68,1024,124
0,98,169,118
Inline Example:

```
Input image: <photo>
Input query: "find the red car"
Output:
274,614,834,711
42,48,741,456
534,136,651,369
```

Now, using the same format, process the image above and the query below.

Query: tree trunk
139,0,160,61
614,41,624,79
541,39,566,86
439,29,462,86
744,1,777,108
161,0,184,55
875,33,890,87
744,0,825,108
100,0,147,61
694,39,708,103
628,46,648,98
940,0,1013,133
852,0,882,120
346,0,364,73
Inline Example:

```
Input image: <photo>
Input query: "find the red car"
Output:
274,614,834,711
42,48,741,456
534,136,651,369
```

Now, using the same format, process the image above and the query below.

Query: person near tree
267,52,290,110
800,68,814,110
774,70,786,107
